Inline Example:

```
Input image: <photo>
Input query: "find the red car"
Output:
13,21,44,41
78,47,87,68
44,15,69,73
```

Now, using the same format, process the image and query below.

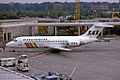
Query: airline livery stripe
28,43,31,48
24,43,38,48
29,43,34,48
31,42,36,48
24,43,27,48
34,43,38,48
24,43,29,48
26,43,31,48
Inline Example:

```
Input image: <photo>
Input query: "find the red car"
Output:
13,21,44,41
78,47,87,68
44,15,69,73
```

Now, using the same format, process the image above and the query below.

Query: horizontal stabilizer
94,23,114,28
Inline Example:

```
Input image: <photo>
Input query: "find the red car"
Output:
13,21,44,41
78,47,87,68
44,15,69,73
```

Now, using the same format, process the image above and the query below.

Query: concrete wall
2,26,38,41
2,25,54,41
47,26,54,35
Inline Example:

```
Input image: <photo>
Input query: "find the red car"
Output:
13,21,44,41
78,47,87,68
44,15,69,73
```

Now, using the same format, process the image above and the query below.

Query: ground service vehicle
48,72,72,80
0,57,18,67
45,75,60,80
31,72,72,80
17,55,28,63
31,74,60,80
17,63,29,72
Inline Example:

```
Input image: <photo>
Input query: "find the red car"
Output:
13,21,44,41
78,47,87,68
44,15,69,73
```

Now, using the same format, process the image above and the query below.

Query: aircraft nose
6,42,13,47
6,42,11,47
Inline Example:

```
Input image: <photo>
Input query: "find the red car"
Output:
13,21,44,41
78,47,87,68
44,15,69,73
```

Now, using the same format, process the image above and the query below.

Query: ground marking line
28,52,48,59
70,64,78,77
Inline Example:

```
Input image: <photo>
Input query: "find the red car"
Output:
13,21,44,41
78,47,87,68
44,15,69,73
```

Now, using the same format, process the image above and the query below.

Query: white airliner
6,23,113,52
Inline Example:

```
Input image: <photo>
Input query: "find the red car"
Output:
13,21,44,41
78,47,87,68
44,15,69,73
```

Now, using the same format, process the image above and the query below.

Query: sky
0,0,119,3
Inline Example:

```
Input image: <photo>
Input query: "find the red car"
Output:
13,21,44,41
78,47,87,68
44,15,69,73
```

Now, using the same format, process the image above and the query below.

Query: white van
17,63,29,72
0,58,18,67
17,55,28,63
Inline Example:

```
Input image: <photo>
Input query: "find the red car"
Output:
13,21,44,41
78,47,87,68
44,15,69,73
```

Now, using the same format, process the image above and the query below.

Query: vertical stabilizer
82,23,113,38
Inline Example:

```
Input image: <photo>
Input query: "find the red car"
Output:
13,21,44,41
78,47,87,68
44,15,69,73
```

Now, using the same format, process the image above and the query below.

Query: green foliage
100,13,111,18
0,12,19,19
0,2,119,19
37,12,47,18
0,2,119,12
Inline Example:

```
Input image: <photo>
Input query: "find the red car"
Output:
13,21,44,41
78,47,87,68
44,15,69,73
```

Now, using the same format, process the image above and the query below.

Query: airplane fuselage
6,36,97,48
6,23,113,51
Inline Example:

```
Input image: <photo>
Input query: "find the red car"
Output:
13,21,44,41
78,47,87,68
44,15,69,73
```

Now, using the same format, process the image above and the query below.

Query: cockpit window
13,39,17,42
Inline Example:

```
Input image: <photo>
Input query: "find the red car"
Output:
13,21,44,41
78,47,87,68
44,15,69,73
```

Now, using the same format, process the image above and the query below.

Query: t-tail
82,23,114,38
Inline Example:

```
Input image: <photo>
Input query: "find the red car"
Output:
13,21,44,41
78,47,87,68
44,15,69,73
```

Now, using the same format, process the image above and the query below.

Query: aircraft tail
82,23,113,38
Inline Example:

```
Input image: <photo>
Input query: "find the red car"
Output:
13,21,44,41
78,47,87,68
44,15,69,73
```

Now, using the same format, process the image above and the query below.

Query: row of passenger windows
23,39,68,43
23,39,47,41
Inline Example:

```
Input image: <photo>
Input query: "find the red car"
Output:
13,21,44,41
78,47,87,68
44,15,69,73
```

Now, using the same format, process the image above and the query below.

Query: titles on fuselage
23,38,47,41
23,38,68,43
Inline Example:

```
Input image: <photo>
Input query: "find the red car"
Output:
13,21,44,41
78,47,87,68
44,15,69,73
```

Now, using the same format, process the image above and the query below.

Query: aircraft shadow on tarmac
5,47,112,54
46,49,74,58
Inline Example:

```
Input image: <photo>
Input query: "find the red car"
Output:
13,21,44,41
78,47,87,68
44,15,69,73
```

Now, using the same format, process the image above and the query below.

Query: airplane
6,23,113,52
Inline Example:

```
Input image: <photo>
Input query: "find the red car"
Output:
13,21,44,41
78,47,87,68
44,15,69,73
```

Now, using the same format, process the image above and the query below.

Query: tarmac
0,40,120,80
0,66,34,80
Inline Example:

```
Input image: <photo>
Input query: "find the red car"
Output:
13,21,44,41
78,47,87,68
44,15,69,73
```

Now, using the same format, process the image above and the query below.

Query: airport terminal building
0,18,120,42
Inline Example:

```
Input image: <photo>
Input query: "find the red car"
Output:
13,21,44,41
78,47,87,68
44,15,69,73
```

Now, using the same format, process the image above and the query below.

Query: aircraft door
18,38,22,47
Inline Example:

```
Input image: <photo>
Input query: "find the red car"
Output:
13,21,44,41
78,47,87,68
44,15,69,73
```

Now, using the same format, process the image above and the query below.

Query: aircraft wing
47,45,74,52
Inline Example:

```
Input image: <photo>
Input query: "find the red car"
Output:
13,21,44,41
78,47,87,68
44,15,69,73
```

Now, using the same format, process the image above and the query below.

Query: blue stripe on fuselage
34,43,38,48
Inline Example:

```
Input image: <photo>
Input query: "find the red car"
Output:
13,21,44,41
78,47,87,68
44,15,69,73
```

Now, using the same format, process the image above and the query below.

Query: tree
0,12,19,19
37,12,47,18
